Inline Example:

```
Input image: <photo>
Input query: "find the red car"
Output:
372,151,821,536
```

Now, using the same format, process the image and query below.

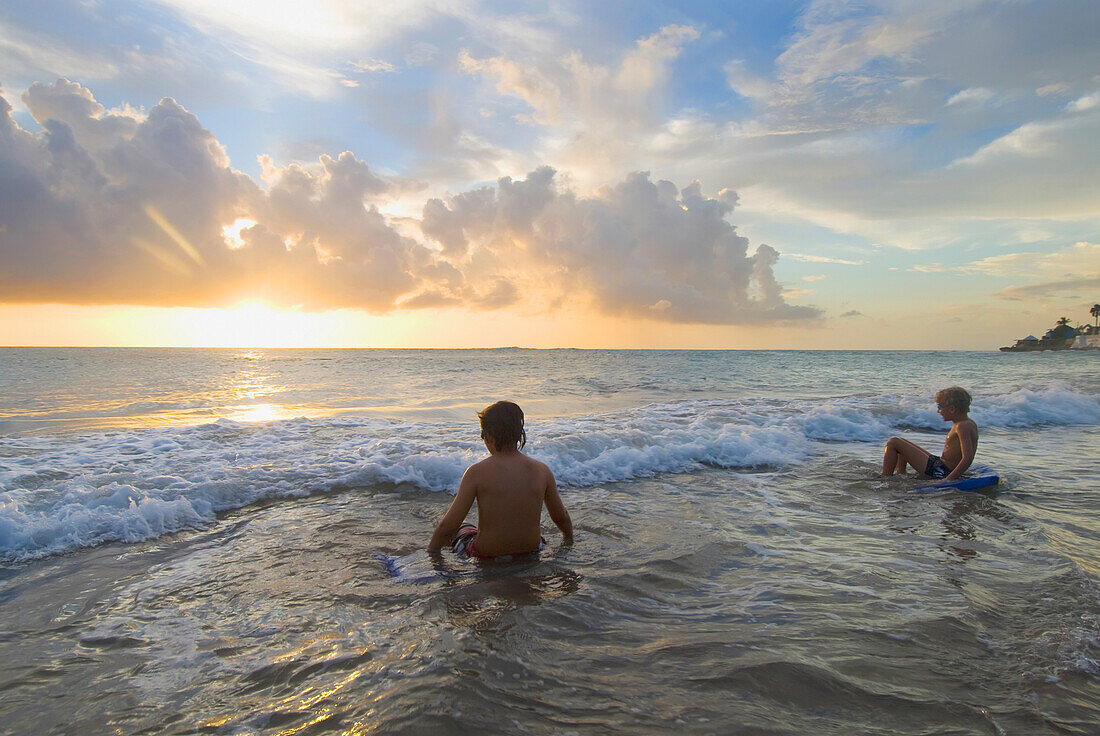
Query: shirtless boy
428,401,572,558
882,386,978,481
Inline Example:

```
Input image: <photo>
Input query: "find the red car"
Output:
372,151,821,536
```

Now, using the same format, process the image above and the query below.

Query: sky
1,0,1098,349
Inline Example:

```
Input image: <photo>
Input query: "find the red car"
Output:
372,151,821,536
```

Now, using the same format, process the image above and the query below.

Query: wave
1,386,1097,563
0,399,218,421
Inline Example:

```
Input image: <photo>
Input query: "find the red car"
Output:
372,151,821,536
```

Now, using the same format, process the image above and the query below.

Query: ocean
1,348,1098,735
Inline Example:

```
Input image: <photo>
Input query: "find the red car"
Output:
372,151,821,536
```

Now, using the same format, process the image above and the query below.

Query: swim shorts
450,524,546,561
451,524,480,557
924,455,950,479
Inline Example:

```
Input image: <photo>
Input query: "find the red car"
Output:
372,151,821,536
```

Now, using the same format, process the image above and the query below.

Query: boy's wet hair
936,386,971,413
478,401,526,449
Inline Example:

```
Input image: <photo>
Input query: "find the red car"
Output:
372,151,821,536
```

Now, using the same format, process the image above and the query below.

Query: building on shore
1000,312,1100,351
1073,331,1100,350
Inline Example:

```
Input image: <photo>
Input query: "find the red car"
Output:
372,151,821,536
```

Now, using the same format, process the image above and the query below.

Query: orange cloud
1,80,818,325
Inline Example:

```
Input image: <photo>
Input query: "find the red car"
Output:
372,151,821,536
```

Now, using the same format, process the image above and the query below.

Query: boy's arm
945,421,978,480
543,471,573,540
428,468,477,551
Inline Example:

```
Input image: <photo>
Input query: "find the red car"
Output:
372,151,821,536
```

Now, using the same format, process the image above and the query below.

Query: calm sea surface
1,348,1098,734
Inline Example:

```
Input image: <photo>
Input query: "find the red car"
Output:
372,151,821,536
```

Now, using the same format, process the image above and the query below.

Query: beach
2,348,1098,734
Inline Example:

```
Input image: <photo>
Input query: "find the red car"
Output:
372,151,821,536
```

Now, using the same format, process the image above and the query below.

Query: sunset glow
1,1,1097,348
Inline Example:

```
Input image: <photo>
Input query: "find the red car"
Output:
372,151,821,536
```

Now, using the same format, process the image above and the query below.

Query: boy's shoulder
954,416,978,432
467,454,498,473
469,452,549,471
490,452,554,480
520,453,554,479
524,453,551,469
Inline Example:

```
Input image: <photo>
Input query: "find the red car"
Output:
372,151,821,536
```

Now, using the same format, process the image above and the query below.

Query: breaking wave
1,386,1096,563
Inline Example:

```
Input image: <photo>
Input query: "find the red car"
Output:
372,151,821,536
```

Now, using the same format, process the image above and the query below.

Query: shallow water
1,349,1098,734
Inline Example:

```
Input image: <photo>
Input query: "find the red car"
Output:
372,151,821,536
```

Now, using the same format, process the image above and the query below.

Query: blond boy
883,387,978,481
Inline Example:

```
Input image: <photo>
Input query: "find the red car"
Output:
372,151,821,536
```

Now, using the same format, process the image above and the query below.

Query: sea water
0,348,1097,734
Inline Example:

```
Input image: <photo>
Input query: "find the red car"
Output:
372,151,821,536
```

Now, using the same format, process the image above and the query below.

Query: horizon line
0,345,1000,352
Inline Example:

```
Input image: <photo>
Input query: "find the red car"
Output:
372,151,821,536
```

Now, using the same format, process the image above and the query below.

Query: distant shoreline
0,345,1034,352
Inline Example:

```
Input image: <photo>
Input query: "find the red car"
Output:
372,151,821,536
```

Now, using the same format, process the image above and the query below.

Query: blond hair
936,386,971,413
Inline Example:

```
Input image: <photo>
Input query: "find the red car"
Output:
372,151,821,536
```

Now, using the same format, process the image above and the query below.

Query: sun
185,300,328,348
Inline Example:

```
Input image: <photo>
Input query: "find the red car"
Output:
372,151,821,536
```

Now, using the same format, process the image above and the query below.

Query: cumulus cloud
418,167,818,324
0,80,432,310
21,79,142,150
8,0,1098,246
0,80,816,325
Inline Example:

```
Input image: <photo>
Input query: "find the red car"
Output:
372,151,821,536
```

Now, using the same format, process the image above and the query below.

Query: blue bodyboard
915,474,1000,493
375,553,465,584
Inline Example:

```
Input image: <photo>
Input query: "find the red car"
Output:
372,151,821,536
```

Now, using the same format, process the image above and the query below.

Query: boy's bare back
461,451,565,556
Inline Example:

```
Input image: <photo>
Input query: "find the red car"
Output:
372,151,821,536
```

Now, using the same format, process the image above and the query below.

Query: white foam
1,385,1097,563
974,386,1100,427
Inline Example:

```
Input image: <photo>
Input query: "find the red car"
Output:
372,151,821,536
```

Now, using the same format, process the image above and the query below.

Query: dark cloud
0,80,818,325
839,310,862,318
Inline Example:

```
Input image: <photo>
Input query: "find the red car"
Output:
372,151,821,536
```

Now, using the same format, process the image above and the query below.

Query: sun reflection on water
227,403,288,423
218,350,288,422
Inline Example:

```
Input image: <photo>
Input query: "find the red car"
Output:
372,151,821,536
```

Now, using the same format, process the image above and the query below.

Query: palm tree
1057,316,1071,326
1092,303,1100,328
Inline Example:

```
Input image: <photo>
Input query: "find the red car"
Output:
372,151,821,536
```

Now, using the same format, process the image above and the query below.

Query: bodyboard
375,552,464,584
915,474,1000,493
